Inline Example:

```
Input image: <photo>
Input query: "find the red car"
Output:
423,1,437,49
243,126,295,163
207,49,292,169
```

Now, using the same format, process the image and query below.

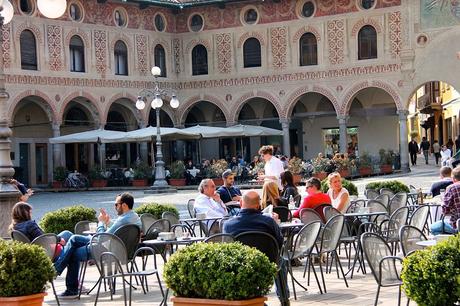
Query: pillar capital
279,118,291,125
337,115,349,124
397,110,409,120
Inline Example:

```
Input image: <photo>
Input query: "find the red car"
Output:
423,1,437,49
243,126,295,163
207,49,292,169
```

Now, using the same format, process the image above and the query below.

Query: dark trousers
434,152,441,165
410,153,417,165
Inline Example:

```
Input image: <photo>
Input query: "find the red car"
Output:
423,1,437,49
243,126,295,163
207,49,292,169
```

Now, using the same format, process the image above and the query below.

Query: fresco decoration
421,0,460,29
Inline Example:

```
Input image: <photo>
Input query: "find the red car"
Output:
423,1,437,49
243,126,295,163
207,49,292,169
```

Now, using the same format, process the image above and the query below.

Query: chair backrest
346,200,366,213
380,188,395,198
367,200,387,213
90,233,128,275
204,233,234,243
409,205,430,231
187,199,196,218
273,206,292,222
399,225,427,256
171,224,194,238
365,189,379,200
144,219,171,240
312,203,331,222
31,233,59,260
161,211,179,226
293,194,302,208
320,214,345,253
390,206,409,229
389,192,408,214
235,231,280,264
299,208,323,225
374,194,390,208
323,206,341,221
74,220,91,235
290,221,322,259
219,217,230,233
11,230,31,243
361,232,400,285
140,213,157,234
113,224,141,260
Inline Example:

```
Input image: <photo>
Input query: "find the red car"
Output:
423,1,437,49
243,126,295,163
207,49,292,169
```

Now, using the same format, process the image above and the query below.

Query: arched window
114,40,128,75
154,45,167,77
191,44,208,75
299,32,318,66
243,38,261,68
69,35,85,72
358,25,377,60
20,30,37,70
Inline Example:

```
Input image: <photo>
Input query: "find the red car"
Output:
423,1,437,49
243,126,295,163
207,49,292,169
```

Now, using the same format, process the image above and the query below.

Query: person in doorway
258,145,285,189
420,137,431,165
408,138,419,166
433,140,441,166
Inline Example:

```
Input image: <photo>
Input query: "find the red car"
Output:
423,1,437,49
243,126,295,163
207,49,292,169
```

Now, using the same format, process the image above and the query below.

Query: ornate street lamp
136,66,179,193
0,0,67,236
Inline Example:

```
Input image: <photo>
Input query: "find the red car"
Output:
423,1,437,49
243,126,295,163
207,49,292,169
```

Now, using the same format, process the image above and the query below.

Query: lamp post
0,0,67,237
136,66,179,193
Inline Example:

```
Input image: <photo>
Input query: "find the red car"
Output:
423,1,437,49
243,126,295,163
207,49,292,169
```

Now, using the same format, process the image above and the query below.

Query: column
337,115,349,153
174,124,185,161
280,119,291,157
398,110,410,172
99,143,106,169
139,122,149,162
51,123,62,169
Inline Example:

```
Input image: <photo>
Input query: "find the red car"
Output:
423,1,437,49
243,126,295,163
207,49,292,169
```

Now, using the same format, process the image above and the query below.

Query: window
154,45,167,77
114,40,128,75
69,35,85,72
243,38,261,68
299,33,318,66
114,9,127,27
20,30,37,70
301,1,315,18
191,44,208,75
19,0,34,14
189,14,204,32
154,14,165,32
358,25,377,60
360,0,375,9
69,3,82,21
244,8,258,24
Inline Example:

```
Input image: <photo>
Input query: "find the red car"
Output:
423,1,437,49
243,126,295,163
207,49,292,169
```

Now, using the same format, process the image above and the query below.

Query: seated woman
280,171,299,202
326,172,350,213
261,181,286,210
293,177,331,218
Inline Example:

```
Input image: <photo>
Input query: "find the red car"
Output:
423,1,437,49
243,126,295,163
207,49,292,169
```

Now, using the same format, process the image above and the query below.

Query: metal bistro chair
349,221,381,278
399,225,428,257
365,189,380,200
346,200,366,213
187,199,196,218
31,233,61,306
323,206,341,222
161,211,180,226
409,205,430,233
11,230,31,243
293,194,302,208
380,188,395,198
312,203,331,223
367,200,389,225
204,233,234,243
144,219,171,261
90,233,163,306
75,220,92,235
374,194,391,210
379,207,409,255
140,213,157,236
361,232,407,306
299,208,324,225
389,193,408,215
273,206,292,222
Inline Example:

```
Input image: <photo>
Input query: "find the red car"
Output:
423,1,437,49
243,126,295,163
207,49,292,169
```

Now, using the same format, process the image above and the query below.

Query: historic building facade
6,0,460,186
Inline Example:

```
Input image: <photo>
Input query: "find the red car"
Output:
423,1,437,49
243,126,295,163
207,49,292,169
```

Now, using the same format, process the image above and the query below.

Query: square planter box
171,296,267,306
132,179,148,187
169,178,186,186
91,179,108,188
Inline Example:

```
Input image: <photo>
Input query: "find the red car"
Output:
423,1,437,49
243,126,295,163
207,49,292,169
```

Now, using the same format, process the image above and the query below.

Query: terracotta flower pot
313,171,327,181
169,178,186,186
359,167,372,176
52,181,63,189
91,179,108,188
132,179,148,187
338,169,349,178
380,165,393,174
0,292,47,306
212,178,224,187
171,296,267,306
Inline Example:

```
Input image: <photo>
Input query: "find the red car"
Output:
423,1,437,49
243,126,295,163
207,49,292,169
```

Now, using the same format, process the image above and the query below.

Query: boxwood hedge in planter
321,178,358,196
135,203,179,219
164,242,276,301
401,235,460,306
0,240,55,298
39,205,97,234
365,180,409,194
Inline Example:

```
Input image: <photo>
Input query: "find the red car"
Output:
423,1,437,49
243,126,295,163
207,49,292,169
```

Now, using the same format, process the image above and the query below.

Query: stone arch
341,80,403,115
233,90,284,123
179,94,230,125
15,23,43,44
237,31,266,48
292,25,322,43
103,93,141,126
109,34,133,52
285,85,340,117
64,29,91,47
9,91,56,124
351,18,382,37
185,39,212,54
59,91,102,125
151,38,171,55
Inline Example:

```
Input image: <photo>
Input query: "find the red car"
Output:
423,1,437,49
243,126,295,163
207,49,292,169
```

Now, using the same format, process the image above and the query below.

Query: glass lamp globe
151,95,163,109
151,66,161,77
135,97,145,110
170,95,179,109
1,0,14,24
37,0,67,19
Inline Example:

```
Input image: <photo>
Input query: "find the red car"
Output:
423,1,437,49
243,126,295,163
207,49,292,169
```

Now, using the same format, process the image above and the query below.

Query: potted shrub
209,159,228,186
401,235,460,306
52,166,67,189
135,203,179,219
132,162,150,187
164,242,276,306
88,166,108,188
0,240,55,305
379,149,393,174
365,180,410,194
312,157,330,181
320,178,358,196
40,205,97,233
169,161,186,186
358,152,373,176
333,156,350,178
288,157,303,185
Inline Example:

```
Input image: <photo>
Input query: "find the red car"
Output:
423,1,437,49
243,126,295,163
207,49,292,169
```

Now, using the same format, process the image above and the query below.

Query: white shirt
327,188,350,213
441,149,451,161
194,193,228,218
264,156,285,188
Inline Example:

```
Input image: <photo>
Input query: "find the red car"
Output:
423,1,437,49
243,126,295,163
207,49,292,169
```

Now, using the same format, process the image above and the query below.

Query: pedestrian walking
433,140,441,165
420,137,430,165
408,138,419,166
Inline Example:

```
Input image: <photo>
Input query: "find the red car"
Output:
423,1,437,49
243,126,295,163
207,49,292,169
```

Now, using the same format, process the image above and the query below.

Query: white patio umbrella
124,126,200,142
225,124,284,137
182,125,236,138
49,129,127,144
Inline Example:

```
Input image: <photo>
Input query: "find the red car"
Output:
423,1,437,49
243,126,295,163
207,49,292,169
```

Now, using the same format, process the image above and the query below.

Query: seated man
430,167,460,235
223,191,289,306
293,177,331,219
194,179,228,218
430,166,453,197
217,169,242,215
54,192,141,299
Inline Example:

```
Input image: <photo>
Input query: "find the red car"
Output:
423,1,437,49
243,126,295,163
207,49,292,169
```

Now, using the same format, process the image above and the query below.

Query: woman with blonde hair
261,181,286,210
326,172,350,213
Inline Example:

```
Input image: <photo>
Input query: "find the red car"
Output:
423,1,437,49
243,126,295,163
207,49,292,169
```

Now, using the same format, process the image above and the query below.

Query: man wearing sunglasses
97,192,142,233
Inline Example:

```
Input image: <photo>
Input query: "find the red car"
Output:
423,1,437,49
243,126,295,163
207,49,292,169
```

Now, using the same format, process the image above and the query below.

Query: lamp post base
144,185,177,194
0,183,20,238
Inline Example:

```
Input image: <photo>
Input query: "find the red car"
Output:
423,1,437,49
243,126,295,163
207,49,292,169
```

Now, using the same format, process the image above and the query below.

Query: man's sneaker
58,290,79,300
